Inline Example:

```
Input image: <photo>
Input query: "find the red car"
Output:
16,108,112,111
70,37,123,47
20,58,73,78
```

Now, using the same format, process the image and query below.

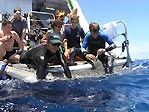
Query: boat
0,0,133,83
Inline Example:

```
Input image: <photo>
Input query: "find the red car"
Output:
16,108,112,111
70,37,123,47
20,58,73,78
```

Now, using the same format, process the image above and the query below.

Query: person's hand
97,48,106,55
64,49,70,59
13,13,17,18
86,54,96,60
3,35,12,41
22,39,28,46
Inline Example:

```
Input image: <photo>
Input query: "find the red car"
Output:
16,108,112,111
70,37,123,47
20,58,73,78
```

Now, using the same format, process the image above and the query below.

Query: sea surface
0,59,149,112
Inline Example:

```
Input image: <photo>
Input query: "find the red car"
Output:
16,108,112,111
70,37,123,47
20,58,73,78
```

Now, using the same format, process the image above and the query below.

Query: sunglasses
56,25,62,28
15,10,21,13
91,29,98,32
16,12,21,14
51,43,61,47
71,21,78,24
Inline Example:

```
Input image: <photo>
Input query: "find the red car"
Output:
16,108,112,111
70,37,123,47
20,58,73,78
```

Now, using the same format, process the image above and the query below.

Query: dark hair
14,7,21,13
89,22,100,31
51,20,62,29
2,20,12,27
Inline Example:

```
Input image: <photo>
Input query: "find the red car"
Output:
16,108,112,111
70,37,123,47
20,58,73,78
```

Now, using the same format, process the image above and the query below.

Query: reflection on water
0,59,149,112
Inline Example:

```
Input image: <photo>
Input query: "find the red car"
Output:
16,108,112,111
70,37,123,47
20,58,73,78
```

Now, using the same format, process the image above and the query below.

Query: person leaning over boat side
20,34,72,80
9,7,28,49
82,22,116,74
0,20,23,61
63,15,86,65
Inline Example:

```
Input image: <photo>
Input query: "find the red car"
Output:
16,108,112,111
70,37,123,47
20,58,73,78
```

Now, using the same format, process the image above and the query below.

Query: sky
77,0,149,60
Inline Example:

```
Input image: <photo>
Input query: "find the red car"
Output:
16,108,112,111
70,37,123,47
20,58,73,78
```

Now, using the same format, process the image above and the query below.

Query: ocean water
0,59,149,112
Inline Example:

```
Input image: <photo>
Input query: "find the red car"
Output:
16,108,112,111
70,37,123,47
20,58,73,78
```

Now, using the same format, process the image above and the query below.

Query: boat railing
102,20,132,69
27,11,56,31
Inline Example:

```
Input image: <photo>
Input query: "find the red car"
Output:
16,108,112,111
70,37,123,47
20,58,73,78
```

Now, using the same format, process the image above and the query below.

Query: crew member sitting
0,20,22,62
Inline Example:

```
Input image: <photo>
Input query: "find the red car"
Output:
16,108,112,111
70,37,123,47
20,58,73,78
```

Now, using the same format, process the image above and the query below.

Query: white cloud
129,43,149,59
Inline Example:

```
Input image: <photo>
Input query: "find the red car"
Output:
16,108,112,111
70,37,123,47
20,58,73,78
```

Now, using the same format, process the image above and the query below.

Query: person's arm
80,27,85,42
56,51,72,78
21,28,26,41
21,17,28,45
0,34,10,42
36,63,47,79
9,13,17,22
99,30,116,51
30,45,48,79
63,39,68,51
31,49,47,79
40,30,50,43
82,32,90,52
12,31,23,50
63,29,70,58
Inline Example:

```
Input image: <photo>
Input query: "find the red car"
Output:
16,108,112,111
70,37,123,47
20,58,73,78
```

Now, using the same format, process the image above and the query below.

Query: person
55,4,66,23
66,8,78,24
41,20,63,43
63,15,85,65
47,14,55,29
9,7,28,48
20,34,72,80
0,20,22,61
82,22,116,73
40,20,64,64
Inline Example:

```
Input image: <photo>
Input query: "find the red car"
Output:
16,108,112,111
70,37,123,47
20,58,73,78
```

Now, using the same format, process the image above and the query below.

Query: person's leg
99,54,109,74
5,49,20,62
20,50,32,64
108,56,114,73
0,42,6,61
68,47,77,65
36,63,47,79
69,47,76,62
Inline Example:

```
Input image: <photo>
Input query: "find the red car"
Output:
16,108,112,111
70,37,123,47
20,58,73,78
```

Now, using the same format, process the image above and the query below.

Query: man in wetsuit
82,22,116,73
20,34,72,80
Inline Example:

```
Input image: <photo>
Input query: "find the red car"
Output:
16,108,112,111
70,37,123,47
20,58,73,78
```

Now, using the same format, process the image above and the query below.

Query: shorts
3,50,16,60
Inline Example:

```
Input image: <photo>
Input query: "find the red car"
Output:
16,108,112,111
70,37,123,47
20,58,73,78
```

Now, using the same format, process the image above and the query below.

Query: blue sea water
0,59,149,112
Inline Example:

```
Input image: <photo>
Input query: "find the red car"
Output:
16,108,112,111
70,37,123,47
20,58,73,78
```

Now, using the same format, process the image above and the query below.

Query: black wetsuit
20,44,71,79
82,30,116,73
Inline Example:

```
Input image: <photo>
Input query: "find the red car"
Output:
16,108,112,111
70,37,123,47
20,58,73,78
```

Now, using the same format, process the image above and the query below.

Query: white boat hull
0,59,128,83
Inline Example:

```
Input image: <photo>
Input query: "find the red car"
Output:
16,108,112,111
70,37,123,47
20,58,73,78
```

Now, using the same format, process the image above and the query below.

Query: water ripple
0,59,149,111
